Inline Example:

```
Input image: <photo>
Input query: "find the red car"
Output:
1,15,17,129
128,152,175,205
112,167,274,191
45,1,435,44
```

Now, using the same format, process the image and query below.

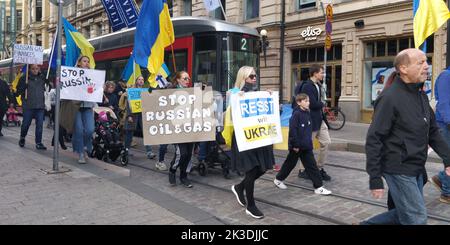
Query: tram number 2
241,38,248,51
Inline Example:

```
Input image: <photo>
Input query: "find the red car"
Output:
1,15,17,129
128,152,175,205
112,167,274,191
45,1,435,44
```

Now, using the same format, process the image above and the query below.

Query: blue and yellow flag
413,0,450,49
134,0,174,87
63,18,95,68
11,66,27,106
121,54,142,86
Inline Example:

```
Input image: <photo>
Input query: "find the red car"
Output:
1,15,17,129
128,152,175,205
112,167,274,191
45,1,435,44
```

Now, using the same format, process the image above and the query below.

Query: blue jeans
198,142,209,161
437,122,450,148
438,171,450,196
20,109,45,144
361,173,427,225
72,108,94,154
159,144,168,162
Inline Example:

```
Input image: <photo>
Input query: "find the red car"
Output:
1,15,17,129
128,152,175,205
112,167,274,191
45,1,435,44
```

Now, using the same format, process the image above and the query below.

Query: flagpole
46,28,58,79
171,44,177,73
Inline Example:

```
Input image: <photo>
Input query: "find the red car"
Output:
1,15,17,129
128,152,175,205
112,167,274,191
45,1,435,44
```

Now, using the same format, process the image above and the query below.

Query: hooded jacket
288,106,313,151
366,76,450,190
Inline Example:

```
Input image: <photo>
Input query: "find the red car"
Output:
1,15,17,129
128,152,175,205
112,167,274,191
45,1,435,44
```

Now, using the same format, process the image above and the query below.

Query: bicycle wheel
326,107,346,130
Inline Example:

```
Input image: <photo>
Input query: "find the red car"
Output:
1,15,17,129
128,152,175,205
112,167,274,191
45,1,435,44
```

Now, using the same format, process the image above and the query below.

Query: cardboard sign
127,88,147,113
230,91,282,152
141,86,216,145
60,66,105,103
13,44,44,64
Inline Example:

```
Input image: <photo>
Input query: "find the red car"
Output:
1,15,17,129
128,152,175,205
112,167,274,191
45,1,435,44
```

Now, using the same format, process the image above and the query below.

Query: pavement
0,120,449,225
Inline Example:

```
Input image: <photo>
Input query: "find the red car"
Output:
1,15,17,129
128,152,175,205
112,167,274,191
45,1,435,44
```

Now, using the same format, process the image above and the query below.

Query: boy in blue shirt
273,93,331,195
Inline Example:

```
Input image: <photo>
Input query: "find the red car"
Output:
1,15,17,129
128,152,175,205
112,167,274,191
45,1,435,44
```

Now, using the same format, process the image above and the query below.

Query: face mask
243,82,257,92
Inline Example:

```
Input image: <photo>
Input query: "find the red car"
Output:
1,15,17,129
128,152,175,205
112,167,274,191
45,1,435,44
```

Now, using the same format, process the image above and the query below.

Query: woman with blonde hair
229,66,275,219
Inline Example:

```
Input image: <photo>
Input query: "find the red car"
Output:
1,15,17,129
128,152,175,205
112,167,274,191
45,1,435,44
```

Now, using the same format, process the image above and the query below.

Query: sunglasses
182,77,191,81
248,74,257,79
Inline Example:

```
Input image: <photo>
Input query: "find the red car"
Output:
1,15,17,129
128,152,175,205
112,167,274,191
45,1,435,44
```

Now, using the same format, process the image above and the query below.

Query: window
36,34,42,46
95,24,102,37
183,0,192,16
210,0,226,20
17,10,22,31
84,0,91,9
298,0,316,10
6,16,10,33
36,0,42,22
167,0,173,17
292,45,342,63
245,0,259,20
83,26,90,39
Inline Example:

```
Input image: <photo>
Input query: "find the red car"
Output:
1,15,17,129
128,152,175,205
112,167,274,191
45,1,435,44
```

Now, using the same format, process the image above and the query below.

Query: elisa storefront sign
301,26,323,41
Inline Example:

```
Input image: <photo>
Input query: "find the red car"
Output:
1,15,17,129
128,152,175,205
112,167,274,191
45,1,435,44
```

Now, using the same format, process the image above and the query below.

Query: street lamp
260,29,269,67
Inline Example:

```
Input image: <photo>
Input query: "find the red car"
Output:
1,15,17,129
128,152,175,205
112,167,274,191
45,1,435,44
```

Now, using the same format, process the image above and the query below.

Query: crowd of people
0,48,449,223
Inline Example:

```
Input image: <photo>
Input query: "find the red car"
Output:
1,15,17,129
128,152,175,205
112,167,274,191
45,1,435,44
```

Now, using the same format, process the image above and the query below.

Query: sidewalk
0,136,195,225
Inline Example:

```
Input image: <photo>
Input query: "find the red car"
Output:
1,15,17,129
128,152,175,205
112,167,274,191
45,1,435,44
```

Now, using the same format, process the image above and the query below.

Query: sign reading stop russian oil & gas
230,91,282,152
13,44,44,64
141,86,216,145
60,66,106,103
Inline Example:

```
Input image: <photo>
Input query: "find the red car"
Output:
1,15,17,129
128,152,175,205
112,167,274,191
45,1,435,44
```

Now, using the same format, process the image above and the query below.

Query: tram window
195,35,218,89
164,50,188,74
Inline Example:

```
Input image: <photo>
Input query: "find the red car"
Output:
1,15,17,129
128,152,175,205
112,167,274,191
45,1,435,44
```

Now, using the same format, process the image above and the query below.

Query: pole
279,0,285,103
53,0,63,171
171,44,177,73
321,2,328,105
447,0,450,68
46,28,58,79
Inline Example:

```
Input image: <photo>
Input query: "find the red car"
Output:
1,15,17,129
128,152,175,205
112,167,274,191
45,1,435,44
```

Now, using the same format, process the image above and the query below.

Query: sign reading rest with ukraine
230,91,282,152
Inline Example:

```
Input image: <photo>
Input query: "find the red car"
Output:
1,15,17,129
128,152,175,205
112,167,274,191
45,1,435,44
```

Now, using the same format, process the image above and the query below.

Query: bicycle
323,106,346,130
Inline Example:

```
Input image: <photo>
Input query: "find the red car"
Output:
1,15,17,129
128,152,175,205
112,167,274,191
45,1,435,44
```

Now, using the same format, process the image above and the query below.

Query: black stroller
90,107,128,166
195,131,232,179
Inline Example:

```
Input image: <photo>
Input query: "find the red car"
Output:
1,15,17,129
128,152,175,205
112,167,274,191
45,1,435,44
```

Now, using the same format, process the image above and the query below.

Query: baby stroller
195,131,232,179
90,107,128,166
3,105,21,127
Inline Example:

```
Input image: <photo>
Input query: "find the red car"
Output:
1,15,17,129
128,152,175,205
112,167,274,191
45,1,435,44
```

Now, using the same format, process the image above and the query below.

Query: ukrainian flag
413,0,450,49
121,54,142,86
134,0,174,88
11,66,27,106
63,18,95,68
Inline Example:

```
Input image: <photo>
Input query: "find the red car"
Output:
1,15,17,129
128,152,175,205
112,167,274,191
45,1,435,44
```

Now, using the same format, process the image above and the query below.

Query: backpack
291,81,306,108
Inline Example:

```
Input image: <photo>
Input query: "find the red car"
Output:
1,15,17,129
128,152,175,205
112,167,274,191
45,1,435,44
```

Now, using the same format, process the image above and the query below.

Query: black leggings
0,108,5,132
236,166,265,207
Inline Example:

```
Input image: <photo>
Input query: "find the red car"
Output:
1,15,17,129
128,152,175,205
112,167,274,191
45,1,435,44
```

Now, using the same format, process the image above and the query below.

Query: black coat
366,76,450,190
288,107,313,151
300,80,324,131
0,79,13,111
16,72,48,110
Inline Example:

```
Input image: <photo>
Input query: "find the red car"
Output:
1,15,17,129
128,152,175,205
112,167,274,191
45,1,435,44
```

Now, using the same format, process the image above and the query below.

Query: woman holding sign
72,56,96,164
230,66,275,219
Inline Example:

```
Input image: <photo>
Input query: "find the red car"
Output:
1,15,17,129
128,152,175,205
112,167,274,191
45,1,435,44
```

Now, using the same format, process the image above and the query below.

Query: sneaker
147,152,156,160
155,161,167,171
314,186,332,195
180,178,193,188
440,195,450,204
231,185,246,207
273,179,287,189
19,138,25,147
245,205,264,219
78,154,86,164
298,170,310,179
320,168,331,181
169,171,176,186
430,175,443,192
36,143,47,150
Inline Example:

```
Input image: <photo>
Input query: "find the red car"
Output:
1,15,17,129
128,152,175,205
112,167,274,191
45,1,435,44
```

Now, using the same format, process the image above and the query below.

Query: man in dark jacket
362,49,450,225
297,64,332,181
16,64,48,150
0,77,14,136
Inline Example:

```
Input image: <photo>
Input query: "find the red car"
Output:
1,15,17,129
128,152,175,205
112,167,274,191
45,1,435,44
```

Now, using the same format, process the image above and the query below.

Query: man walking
297,64,332,181
0,76,14,137
16,64,48,150
362,49,450,225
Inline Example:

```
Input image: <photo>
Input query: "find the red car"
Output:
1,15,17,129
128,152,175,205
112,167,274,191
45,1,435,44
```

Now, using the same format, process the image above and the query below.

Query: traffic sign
325,35,332,51
325,20,332,34
326,4,333,21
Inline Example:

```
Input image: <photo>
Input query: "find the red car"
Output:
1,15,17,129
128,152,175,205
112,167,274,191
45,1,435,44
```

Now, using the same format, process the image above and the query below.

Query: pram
90,107,128,166
3,106,21,127
194,131,232,179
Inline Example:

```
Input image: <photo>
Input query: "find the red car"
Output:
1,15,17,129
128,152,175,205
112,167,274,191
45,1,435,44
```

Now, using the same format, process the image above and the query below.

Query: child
273,93,332,195
6,103,20,126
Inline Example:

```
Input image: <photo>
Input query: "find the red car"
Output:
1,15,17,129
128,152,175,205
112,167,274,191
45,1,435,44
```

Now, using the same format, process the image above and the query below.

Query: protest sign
13,44,44,64
230,91,282,152
141,86,216,145
127,88,147,113
60,66,105,103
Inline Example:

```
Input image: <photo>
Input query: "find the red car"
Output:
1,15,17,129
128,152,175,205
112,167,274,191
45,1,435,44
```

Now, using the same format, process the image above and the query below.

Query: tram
0,16,261,95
